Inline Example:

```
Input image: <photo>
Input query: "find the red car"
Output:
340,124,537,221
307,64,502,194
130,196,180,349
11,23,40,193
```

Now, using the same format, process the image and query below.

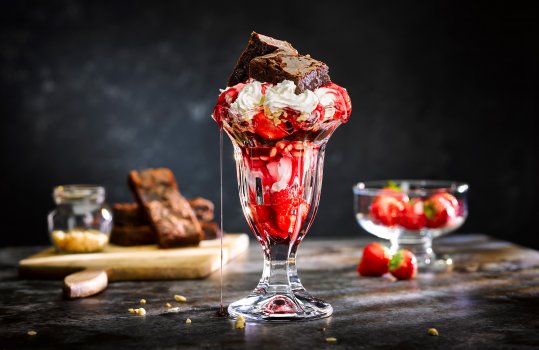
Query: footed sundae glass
213,81,351,321
353,180,469,270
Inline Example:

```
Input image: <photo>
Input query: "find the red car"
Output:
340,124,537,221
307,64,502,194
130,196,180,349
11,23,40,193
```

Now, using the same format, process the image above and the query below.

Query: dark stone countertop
1,234,539,349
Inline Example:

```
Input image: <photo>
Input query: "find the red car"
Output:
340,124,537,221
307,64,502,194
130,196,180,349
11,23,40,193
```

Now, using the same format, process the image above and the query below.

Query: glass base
228,287,333,321
390,238,453,272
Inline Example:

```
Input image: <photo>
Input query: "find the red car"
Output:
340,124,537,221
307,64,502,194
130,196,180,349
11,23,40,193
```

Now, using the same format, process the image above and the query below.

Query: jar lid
53,185,106,204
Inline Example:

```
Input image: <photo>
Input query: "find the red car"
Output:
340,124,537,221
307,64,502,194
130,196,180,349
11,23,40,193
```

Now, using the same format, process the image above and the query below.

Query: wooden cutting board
19,233,249,298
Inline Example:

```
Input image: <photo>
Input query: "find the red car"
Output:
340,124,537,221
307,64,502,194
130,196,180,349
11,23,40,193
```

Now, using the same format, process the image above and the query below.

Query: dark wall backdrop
1,1,537,248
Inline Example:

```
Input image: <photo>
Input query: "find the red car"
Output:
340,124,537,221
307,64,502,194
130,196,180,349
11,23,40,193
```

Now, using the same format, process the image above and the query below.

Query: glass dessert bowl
212,32,351,321
353,180,468,270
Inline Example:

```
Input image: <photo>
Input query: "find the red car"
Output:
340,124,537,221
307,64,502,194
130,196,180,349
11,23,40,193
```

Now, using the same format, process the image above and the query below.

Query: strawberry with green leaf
424,193,458,228
389,249,417,280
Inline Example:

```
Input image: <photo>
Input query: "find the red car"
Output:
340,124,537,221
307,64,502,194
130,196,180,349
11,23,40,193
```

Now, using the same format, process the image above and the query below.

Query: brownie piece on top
249,51,330,94
227,32,298,87
128,168,203,248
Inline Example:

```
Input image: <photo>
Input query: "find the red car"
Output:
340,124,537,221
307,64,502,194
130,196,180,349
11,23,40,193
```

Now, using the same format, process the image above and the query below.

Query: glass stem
259,243,293,294
393,236,435,267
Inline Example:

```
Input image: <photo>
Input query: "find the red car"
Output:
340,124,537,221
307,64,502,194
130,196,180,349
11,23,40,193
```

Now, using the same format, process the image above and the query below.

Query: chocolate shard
249,51,330,93
128,168,203,248
227,32,298,87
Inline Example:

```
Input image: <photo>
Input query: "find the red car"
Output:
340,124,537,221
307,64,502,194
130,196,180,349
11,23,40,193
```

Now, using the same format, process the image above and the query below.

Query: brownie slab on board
227,32,298,87
112,202,150,227
128,168,203,248
249,51,330,93
109,225,156,246
188,197,215,223
201,222,223,240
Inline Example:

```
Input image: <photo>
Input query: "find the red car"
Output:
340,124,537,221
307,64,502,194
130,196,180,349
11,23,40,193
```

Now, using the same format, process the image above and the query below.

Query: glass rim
353,179,469,195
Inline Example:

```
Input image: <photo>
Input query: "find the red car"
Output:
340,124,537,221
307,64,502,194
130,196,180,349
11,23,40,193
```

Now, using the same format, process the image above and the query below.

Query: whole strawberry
357,242,391,277
389,249,417,280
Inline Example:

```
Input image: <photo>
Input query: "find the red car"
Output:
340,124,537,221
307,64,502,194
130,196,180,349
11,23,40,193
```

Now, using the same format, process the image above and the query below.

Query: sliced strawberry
397,199,426,230
275,210,297,234
424,193,457,228
250,204,272,223
322,82,352,122
389,249,417,280
253,112,288,140
357,242,391,277
369,195,405,227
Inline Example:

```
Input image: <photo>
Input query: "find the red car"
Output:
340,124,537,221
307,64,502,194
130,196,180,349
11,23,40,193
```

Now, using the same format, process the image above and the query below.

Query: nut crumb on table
185,318,192,324
174,294,187,302
128,308,135,314
234,315,246,329
27,330,37,336
135,308,146,316
165,303,172,308
326,337,337,343
428,328,439,336
140,299,146,305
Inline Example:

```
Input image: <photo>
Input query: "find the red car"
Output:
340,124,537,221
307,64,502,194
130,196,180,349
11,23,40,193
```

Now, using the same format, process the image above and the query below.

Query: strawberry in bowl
353,180,468,271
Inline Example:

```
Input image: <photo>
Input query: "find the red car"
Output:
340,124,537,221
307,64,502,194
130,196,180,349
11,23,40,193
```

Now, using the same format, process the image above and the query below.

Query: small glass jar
47,185,113,253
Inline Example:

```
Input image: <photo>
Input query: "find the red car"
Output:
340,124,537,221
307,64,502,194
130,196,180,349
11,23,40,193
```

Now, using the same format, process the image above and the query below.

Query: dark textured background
1,1,537,248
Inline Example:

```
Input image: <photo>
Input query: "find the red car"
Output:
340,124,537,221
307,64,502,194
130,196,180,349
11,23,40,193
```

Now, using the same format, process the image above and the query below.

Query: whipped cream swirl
230,80,264,121
264,80,318,114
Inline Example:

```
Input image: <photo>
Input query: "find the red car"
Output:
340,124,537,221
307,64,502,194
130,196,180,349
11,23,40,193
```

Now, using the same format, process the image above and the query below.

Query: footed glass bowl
353,180,468,270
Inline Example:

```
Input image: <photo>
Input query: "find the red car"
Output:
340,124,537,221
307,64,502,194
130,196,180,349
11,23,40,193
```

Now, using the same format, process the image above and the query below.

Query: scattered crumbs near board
428,328,439,336
174,294,187,302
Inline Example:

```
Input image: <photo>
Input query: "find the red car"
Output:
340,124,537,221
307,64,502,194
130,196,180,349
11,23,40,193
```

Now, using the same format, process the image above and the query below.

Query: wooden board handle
63,269,108,299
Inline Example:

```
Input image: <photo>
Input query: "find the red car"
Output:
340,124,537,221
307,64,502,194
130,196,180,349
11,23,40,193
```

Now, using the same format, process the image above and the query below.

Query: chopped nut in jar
185,318,192,324
174,294,187,302
27,330,37,336
140,299,147,305
51,229,108,253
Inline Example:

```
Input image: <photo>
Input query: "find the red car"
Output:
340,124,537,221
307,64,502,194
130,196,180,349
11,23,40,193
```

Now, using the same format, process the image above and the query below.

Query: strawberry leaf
386,180,401,191
423,201,436,220
389,251,403,271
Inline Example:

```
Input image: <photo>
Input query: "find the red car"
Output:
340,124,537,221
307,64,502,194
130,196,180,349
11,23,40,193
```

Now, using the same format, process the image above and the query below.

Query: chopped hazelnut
174,294,187,302
140,299,147,305
136,308,146,316
326,337,337,343
185,318,192,324
428,328,439,336
27,330,37,336
128,308,135,314
165,303,172,308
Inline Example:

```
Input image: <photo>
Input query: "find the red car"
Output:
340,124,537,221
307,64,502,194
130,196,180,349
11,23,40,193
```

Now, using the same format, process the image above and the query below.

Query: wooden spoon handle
63,269,108,299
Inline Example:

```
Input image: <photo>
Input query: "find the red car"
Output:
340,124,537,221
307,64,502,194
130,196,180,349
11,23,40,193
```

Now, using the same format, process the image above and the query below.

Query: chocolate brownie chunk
112,203,149,226
227,32,298,87
128,168,203,248
249,51,330,93
201,222,222,240
109,225,156,246
188,197,215,223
